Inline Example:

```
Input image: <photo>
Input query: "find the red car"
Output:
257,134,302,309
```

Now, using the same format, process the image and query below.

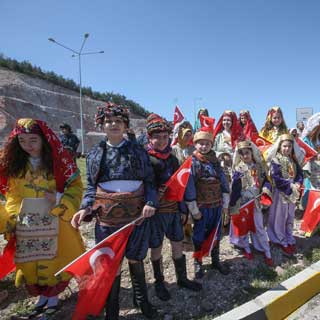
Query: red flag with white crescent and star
0,236,16,280
250,133,272,154
231,199,256,236
301,190,320,235
173,105,185,126
59,222,134,320
199,114,215,133
295,138,317,163
164,156,192,202
193,216,221,261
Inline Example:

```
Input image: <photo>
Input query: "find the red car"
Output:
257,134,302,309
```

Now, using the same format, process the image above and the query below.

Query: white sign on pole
76,129,83,139
296,108,313,122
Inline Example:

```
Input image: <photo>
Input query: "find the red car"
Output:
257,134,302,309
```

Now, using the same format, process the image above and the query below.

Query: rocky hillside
0,67,147,151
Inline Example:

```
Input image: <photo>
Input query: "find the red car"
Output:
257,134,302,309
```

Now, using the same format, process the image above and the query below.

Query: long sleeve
271,161,292,195
51,176,83,221
141,150,159,207
229,171,242,207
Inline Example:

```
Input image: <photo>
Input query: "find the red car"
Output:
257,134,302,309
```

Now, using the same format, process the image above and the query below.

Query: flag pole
54,216,144,276
209,214,222,255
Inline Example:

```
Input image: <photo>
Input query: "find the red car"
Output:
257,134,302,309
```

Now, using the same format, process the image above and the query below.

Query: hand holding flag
56,221,136,320
231,199,256,236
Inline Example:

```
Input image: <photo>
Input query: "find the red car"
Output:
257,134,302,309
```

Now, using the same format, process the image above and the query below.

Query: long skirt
267,189,296,247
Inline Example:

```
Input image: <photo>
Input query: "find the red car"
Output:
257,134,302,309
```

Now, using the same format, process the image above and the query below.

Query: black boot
193,258,204,279
151,259,171,301
105,275,121,320
129,262,158,319
211,244,230,275
173,255,202,291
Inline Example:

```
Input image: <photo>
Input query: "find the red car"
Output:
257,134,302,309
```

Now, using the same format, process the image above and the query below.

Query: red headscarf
239,110,258,139
0,119,79,196
213,110,243,148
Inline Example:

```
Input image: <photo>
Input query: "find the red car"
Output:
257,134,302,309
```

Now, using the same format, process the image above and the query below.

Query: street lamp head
48,38,55,42
84,33,89,38
99,51,104,54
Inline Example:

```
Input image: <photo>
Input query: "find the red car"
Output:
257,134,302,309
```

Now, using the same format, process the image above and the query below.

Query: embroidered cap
146,113,171,135
279,133,294,142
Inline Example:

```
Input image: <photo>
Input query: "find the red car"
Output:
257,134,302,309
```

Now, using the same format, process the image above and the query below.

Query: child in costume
266,134,304,255
72,104,158,319
301,113,320,211
184,130,230,279
260,106,288,144
0,119,84,318
213,110,243,157
229,140,273,265
146,114,201,301
239,110,258,140
171,120,194,164
171,120,195,242
194,108,209,132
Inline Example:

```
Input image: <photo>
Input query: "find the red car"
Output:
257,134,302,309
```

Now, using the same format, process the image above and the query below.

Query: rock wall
0,67,146,151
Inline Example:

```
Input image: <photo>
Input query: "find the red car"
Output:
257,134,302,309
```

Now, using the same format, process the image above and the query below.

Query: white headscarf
266,135,305,166
233,141,264,170
301,112,320,139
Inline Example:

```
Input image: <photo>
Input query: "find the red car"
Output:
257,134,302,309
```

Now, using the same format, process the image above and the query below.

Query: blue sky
1,0,320,129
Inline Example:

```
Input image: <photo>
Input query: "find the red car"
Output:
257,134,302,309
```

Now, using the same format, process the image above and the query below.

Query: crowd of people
0,104,319,320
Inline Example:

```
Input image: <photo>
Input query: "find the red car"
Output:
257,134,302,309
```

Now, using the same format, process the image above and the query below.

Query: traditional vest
196,177,222,208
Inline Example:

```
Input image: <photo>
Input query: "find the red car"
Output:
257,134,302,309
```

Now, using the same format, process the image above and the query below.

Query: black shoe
194,259,204,279
129,262,158,319
211,245,230,275
151,259,171,301
174,255,202,291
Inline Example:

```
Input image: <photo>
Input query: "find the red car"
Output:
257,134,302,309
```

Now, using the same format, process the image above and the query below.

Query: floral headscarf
0,119,79,196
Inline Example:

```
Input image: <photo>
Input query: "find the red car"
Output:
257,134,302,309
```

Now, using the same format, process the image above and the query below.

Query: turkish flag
0,237,16,280
193,217,221,262
60,223,134,320
231,199,256,236
301,190,320,235
173,105,185,126
296,138,317,163
199,115,215,133
164,156,192,202
250,133,272,153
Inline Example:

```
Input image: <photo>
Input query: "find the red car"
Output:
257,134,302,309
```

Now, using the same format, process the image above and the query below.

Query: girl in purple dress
266,134,304,255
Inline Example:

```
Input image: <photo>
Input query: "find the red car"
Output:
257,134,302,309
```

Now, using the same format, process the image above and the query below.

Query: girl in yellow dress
0,119,84,318
259,106,288,144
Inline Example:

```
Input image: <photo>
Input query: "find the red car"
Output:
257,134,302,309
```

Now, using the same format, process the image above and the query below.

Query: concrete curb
214,260,320,320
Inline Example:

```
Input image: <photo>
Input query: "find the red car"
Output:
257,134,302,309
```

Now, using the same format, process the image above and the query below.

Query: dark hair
0,133,53,178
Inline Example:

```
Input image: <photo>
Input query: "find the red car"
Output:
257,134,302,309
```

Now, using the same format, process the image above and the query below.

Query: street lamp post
48,34,104,154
